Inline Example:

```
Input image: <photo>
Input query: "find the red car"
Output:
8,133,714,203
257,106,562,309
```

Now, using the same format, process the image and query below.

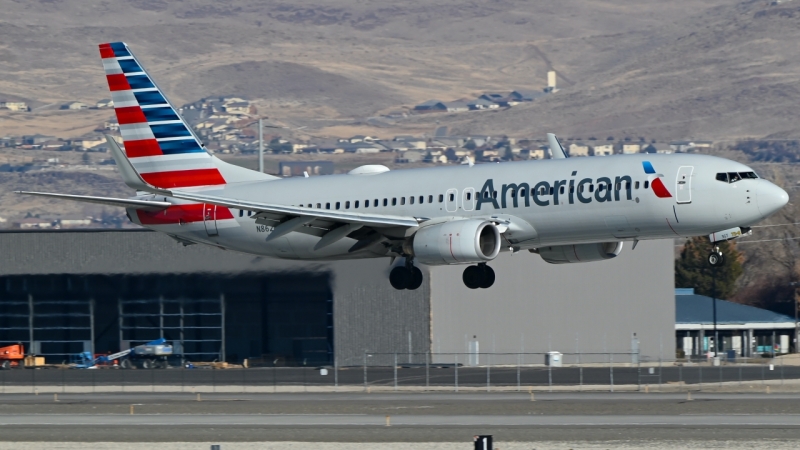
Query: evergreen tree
675,236,743,299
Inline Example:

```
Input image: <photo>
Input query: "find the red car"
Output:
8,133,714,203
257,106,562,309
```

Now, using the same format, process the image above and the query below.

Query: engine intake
408,220,501,265
537,242,623,264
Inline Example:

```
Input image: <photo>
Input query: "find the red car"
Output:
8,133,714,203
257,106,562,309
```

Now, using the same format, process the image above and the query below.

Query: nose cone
757,181,789,219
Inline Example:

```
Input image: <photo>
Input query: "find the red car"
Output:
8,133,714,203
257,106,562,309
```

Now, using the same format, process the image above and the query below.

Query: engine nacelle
537,242,624,264
408,220,501,265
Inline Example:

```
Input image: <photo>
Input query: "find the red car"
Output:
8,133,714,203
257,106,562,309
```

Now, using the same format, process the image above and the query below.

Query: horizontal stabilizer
15,191,171,211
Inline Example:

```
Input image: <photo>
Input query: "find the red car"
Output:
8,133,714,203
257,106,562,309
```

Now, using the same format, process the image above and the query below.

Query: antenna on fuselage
547,133,568,159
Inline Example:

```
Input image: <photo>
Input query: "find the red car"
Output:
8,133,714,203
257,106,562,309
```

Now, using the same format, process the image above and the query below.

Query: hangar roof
675,288,796,330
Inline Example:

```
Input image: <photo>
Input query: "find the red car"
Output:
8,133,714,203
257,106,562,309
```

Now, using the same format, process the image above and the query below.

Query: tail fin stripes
99,42,226,189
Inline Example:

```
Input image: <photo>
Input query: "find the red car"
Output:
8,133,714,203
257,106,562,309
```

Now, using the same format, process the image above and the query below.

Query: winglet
547,133,568,159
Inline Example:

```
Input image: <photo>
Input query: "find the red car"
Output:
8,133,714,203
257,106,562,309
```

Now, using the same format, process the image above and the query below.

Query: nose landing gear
463,263,495,289
708,246,725,267
389,261,423,290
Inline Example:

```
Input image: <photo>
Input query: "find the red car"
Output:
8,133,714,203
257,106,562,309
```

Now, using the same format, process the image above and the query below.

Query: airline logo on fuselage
475,161,670,210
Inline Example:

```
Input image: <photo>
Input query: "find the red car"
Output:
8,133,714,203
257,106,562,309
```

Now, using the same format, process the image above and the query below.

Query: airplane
16,42,790,290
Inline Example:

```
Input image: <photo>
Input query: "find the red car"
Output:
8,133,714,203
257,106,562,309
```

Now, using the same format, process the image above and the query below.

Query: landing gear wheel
479,264,495,289
708,252,724,267
463,265,483,289
407,267,423,290
390,266,412,290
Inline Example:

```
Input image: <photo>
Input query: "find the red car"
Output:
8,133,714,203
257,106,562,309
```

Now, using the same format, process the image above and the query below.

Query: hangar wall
0,230,430,365
429,239,675,362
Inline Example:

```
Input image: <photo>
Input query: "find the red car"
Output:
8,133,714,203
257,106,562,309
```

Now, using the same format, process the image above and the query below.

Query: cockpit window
717,171,758,183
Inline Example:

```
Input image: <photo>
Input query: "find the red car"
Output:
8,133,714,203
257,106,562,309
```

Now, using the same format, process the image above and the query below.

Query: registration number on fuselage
256,225,274,233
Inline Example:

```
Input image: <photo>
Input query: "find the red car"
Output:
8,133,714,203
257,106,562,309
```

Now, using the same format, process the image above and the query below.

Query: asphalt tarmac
1,392,800,443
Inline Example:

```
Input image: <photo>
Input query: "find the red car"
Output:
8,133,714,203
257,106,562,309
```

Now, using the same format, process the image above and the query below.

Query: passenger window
449,193,454,201
419,195,424,204
428,195,433,203
510,190,516,198
383,199,388,206
644,181,649,189
520,188,526,196
598,184,604,192
589,184,594,193
239,210,244,217
336,202,341,210
392,198,397,206
625,181,630,189
716,173,728,183
615,183,621,190
549,187,554,195
326,203,331,209
364,200,368,208
410,196,415,204
345,201,350,209
492,191,498,199
569,186,574,194
374,199,378,207
439,194,444,202
578,185,583,193
354,200,359,208
466,192,471,201
634,181,640,189
316,203,321,208
559,186,565,195
401,197,406,205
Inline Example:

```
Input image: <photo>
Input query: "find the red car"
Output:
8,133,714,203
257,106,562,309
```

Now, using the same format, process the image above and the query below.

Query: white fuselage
129,153,788,264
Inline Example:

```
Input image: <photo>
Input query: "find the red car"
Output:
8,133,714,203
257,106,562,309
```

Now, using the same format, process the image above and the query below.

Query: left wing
14,191,171,211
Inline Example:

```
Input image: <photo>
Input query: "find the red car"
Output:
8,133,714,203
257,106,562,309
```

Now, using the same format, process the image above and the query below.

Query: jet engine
406,219,501,265
537,242,624,264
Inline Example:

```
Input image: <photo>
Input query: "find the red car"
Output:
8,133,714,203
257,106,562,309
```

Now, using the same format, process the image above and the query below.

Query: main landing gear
708,246,725,267
463,263,495,289
390,262,423,290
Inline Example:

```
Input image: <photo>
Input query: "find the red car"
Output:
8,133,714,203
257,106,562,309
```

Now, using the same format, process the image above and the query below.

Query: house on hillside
644,143,672,154
468,99,500,110
413,100,447,113
444,101,470,113
510,89,545,102
622,143,641,154
62,102,88,110
568,143,590,157
0,101,28,111
592,144,614,156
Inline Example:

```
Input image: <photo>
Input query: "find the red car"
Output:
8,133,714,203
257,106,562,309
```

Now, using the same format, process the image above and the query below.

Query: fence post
609,352,614,393
334,356,338,390
516,353,521,392
363,351,367,392
454,353,459,393
486,353,491,392
394,353,398,392
698,360,703,391
425,351,430,390
548,354,552,393
637,351,641,392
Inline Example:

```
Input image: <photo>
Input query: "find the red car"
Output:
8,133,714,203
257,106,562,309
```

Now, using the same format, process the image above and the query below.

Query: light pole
712,266,719,358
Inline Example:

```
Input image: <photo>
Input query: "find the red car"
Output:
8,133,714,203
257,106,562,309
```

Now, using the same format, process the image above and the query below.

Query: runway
1,392,800,444
3,413,800,427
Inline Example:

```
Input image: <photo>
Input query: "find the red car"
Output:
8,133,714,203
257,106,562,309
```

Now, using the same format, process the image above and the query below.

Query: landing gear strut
463,263,495,289
708,246,725,267
390,261,423,290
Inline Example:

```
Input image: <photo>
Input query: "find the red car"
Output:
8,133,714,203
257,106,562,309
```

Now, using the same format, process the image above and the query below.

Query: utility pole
712,266,719,358
258,117,264,173
790,282,799,353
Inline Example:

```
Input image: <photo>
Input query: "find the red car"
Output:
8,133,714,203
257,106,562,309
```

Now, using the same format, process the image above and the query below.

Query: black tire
142,359,154,370
462,265,483,289
389,266,411,290
479,265,495,289
0,360,9,370
708,252,724,266
407,267,423,290
120,359,132,370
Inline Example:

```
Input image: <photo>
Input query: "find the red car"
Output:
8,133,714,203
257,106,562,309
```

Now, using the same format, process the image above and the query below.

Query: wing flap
171,190,421,228
15,191,170,211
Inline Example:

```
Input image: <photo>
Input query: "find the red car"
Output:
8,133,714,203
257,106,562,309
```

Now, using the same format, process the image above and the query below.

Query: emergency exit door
676,166,693,204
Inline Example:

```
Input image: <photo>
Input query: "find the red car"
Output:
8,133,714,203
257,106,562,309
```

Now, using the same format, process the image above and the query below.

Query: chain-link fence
0,351,798,393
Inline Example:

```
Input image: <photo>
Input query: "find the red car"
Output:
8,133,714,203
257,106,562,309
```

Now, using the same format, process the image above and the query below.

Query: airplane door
445,188,458,212
463,188,475,211
676,166,693,204
203,204,219,236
